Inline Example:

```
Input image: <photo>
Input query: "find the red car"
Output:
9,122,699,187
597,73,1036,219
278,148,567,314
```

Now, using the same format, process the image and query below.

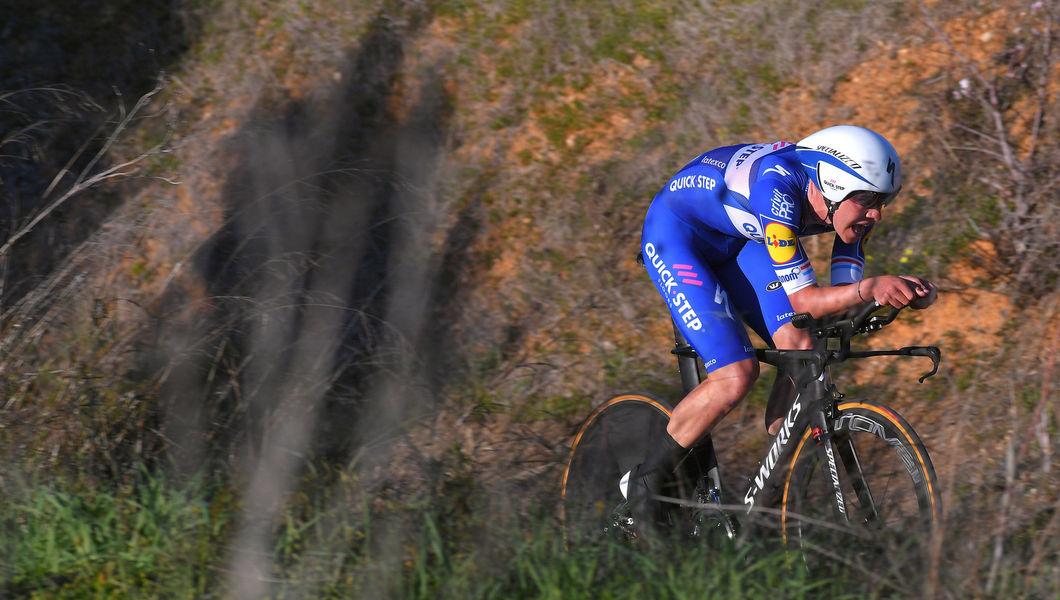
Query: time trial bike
560,300,942,576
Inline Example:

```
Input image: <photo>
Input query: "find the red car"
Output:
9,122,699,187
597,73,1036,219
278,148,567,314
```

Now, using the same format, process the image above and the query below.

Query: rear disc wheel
561,393,696,546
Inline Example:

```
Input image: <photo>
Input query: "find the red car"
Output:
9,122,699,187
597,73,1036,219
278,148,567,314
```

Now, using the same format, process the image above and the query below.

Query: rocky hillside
2,0,1058,596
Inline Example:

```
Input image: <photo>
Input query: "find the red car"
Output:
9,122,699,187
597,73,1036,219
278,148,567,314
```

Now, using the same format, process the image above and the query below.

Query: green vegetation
0,468,899,599
1,470,225,598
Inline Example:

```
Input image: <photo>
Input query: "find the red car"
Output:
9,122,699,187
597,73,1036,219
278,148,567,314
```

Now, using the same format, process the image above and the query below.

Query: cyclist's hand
861,275,921,309
899,276,938,310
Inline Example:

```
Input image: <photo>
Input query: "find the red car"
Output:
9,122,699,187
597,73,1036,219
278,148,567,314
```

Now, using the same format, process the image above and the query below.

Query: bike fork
835,434,881,527
809,372,851,523
814,415,847,523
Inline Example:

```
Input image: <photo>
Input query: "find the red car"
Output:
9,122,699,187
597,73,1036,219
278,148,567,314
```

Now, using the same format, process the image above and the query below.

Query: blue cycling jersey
641,141,870,372
655,142,869,289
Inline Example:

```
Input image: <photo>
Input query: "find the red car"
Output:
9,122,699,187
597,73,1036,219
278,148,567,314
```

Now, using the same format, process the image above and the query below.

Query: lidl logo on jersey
764,222,797,264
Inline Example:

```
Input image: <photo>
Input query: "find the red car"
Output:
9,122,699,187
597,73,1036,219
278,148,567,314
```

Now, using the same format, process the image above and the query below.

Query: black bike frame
670,302,941,521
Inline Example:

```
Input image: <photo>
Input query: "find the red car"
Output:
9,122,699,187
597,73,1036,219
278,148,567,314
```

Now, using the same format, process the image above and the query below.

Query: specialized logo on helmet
796,125,901,205
764,222,797,264
815,145,862,169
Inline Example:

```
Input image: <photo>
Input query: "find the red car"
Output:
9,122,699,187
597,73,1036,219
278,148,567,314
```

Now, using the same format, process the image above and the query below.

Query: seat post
671,321,702,395
670,322,726,499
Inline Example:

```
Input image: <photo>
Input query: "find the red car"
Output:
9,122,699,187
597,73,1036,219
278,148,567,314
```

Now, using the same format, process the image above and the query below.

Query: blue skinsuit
641,141,869,372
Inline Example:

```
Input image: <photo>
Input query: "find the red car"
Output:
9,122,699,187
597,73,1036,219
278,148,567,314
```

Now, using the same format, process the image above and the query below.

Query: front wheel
782,400,941,581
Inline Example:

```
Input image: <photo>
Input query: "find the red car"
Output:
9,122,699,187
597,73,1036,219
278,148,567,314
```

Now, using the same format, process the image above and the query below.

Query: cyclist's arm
788,276,935,316
830,225,869,285
821,228,937,313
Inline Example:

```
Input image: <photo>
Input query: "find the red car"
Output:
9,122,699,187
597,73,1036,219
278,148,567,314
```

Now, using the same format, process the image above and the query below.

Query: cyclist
625,125,938,529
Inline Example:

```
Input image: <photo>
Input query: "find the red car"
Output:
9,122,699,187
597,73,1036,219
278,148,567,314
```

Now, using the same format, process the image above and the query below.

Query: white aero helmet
795,125,902,216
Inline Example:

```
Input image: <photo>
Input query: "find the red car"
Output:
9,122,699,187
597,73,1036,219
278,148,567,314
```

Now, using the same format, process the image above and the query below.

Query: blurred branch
0,82,173,261
986,299,1059,592
0,86,102,152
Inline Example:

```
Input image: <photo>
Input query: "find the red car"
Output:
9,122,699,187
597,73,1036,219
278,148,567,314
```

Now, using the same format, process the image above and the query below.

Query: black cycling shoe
622,463,667,540
621,432,687,542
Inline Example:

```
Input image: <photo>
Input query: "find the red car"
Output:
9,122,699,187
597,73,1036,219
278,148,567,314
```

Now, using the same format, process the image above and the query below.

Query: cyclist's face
847,190,897,211
833,196,883,243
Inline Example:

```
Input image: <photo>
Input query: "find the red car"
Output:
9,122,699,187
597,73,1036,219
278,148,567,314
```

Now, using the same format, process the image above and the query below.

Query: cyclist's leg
625,362,757,532
666,359,758,445
722,242,815,434
641,220,760,448
634,213,759,528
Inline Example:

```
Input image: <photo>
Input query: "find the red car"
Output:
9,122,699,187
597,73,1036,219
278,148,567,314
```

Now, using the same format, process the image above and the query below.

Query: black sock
628,431,687,531
639,431,687,482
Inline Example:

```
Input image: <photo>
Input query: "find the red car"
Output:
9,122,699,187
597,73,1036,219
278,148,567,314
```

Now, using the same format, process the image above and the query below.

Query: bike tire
781,399,941,579
560,393,697,546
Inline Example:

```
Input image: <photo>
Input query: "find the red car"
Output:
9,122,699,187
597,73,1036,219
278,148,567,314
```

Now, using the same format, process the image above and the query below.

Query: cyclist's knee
710,357,759,397
772,322,814,350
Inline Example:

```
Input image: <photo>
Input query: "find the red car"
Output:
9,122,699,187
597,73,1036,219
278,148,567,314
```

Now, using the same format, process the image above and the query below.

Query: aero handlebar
775,302,941,383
